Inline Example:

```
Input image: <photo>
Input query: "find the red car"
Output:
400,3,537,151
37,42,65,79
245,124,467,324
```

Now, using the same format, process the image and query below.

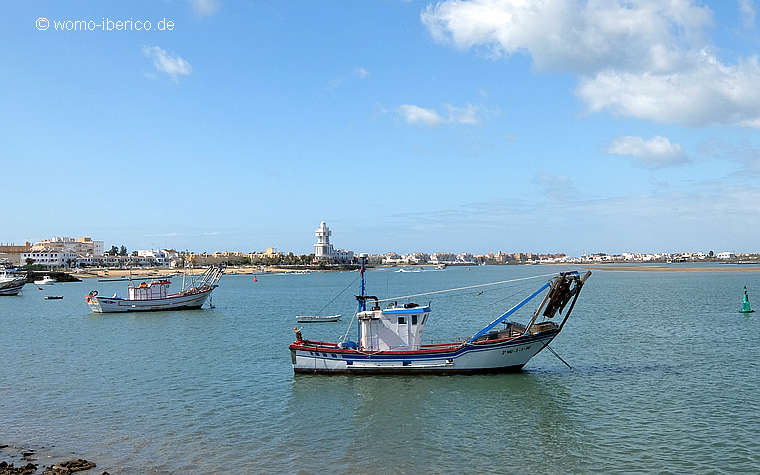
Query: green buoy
741,286,754,314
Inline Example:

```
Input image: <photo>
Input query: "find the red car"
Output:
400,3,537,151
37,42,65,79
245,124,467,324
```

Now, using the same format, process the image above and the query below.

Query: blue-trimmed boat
289,262,591,374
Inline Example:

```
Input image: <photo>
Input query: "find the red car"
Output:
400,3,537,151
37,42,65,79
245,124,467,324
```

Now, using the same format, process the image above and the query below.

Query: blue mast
359,256,366,311
356,255,367,343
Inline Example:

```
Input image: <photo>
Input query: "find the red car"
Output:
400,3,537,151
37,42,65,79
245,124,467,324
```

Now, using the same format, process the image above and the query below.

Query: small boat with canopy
289,258,591,374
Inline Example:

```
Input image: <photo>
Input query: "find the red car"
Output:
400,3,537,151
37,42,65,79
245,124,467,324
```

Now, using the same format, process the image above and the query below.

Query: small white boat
85,266,224,313
0,270,26,296
34,275,55,285
296,314,341,323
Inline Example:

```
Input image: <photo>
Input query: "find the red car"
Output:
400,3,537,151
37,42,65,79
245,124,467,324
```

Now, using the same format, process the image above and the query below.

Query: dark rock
0,461,38,475
43,458,96,474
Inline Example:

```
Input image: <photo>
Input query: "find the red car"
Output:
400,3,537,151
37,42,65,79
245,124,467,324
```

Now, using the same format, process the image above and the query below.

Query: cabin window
411,315,418,325
398,317,406,324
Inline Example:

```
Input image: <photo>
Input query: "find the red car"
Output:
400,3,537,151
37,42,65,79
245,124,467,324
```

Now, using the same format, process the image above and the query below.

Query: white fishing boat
296,314,341,323
290,258,591,374
0,270,26,296
34,275,56,285
85,266,224,313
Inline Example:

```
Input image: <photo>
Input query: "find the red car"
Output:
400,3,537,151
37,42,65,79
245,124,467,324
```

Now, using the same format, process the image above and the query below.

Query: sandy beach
584,265,760,272
70,265,311,279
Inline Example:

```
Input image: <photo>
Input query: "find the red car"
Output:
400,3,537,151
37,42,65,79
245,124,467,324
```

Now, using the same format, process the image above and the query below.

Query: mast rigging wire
376,272,556,303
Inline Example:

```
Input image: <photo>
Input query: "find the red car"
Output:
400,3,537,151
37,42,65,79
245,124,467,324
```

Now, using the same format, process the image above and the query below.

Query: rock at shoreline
42,459,96,474
0,461,38,475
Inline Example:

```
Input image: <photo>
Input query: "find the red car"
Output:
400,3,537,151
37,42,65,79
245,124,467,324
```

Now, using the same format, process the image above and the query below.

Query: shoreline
0,443,99,475
583,264,760,272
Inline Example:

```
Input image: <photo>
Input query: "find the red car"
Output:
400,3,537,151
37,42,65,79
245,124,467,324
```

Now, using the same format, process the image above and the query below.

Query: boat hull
0,279,26,296
290,331,558,374
87,288,213,313
296,315,341,323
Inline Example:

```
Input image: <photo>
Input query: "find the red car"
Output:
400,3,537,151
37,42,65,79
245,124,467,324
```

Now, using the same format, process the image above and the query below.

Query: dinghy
296,314,342,323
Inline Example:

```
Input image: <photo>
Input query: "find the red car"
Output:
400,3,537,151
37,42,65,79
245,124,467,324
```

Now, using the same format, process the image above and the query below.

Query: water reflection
287,372,581,473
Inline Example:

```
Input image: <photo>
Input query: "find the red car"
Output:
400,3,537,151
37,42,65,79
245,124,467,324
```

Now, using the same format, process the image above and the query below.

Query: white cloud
143,46,192,81
577,52,760,127
740,0,756,28
190,0,220,17
446,104,480,124
399,105,444,126
607,136,690,168
421,0,711,74
399,103,482,126
355,67,369,78
422,0,760,128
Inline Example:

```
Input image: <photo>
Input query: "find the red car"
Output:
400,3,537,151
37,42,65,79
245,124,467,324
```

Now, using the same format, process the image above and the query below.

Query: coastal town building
430,252,457,264
0,242,32,266
31,236,104,257
21,250,79,267
381,252,403,265
135,249,180,266
313,221,354,264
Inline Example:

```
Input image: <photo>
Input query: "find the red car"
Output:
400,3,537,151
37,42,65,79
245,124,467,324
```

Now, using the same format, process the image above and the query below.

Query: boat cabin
128,280,171,300
357,302,431,351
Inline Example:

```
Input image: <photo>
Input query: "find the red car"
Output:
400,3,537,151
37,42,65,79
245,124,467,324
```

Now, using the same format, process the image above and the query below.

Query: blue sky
2,0,760,255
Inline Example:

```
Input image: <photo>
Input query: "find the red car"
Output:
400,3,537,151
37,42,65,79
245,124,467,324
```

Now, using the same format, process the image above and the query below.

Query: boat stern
85,292,105,313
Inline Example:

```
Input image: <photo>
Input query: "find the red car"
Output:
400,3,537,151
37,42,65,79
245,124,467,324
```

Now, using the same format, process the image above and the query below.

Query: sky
2,0,760,256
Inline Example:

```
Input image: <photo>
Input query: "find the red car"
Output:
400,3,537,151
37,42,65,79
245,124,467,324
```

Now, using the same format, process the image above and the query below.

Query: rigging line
339,312,356,344
466,283,537,317
546,345,573,369
316,273,360,315
376,273,556,303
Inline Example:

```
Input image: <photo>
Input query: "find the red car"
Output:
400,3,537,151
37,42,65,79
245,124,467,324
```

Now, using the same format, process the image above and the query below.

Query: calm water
1,266,759,473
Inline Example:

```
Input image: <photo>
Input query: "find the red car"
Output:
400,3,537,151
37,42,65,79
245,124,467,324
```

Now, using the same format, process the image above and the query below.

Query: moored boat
85,266,224,313
34,275,56,285
290,259,591,374
0,269,26,296
296,314,341,323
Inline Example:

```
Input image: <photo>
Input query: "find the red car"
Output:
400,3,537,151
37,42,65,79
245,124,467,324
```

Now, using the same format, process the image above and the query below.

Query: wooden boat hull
86,288,213,313
0,279,25,296
290,331,558,374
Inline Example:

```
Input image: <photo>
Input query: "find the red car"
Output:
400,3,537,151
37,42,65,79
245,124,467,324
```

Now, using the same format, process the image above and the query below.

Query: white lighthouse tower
314,221,334,261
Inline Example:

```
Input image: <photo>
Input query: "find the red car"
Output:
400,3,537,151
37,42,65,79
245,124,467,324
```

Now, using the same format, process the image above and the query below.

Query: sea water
1,265,759,472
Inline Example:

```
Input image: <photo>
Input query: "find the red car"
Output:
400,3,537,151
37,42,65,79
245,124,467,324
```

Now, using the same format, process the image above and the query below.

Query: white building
21,250,78,267
717,252,736,259
32,236,104,257
403,252,430,264
430,252,456,263
136,249,168,265
314,221,354,263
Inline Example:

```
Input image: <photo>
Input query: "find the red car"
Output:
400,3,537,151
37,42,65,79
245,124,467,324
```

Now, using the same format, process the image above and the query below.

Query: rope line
376,273,556,303
316,274,360,315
